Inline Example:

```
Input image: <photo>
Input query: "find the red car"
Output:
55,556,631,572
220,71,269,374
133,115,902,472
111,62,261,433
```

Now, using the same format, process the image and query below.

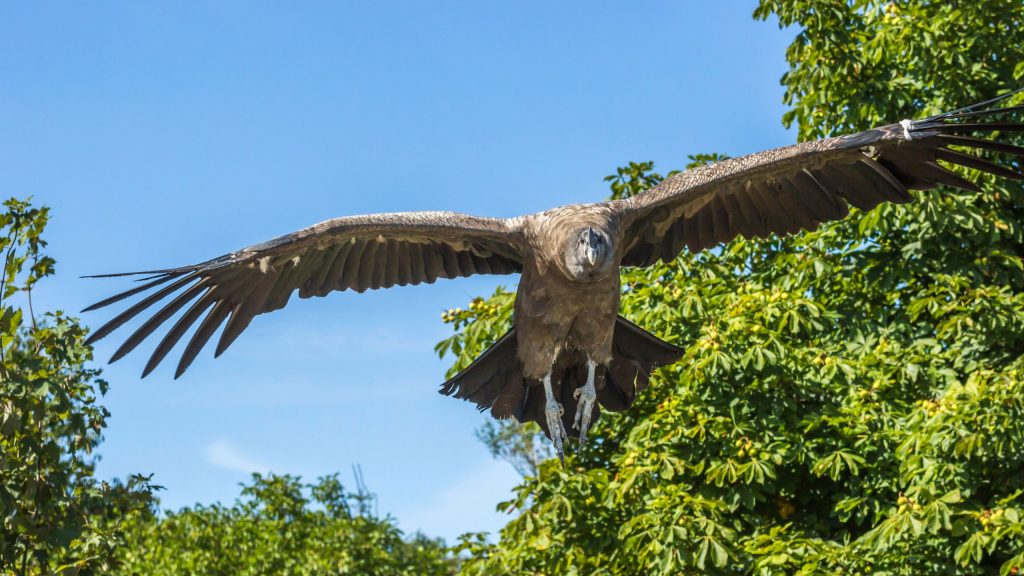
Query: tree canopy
1,198,156,575
113,473,452,576
442,1,1024,573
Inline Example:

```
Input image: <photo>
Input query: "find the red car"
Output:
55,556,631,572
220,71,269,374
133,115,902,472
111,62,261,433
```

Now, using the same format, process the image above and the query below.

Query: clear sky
1,2,795,541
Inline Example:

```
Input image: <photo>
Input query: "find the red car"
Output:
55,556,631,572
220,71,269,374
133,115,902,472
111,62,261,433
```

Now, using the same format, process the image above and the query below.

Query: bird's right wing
612,90,1024,267
84,211,525,378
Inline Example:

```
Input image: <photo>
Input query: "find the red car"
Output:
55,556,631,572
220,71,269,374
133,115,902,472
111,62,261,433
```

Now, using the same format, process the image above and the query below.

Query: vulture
86,91,1024,461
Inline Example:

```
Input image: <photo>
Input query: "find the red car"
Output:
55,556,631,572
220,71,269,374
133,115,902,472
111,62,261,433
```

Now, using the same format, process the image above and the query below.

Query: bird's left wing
84,211,524,378
613,91,1024,267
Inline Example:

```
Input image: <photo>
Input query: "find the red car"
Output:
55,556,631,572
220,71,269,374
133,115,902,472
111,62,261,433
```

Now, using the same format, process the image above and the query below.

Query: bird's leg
573,359,598,447
543,372,568,463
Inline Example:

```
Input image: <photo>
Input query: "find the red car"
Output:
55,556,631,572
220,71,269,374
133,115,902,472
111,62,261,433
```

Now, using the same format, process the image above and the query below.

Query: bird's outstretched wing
614,90,1024,267
85,211,524,378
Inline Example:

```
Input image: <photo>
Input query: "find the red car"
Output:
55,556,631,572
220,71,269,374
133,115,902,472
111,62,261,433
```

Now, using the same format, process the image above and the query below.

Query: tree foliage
0,198,156,575
443,1,1024,573
113,473,453,576
1,201,449,575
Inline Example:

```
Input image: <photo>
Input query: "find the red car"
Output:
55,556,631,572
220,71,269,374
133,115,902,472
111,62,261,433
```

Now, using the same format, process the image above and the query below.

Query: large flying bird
86,91,1024,460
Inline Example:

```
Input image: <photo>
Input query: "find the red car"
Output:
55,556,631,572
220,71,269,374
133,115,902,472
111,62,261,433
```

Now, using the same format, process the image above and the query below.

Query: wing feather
709,195,730,245
215,273,279,358
371,240,389,289
408,242,425,283
355,240,379,293
615,91,1024,267
729,189,768,238
86,211,524,377
340,239,366,290
697,207,714,249
143,291,217,378
88,273,200,344
109,279,211,363
176,299,232,378
306,242,346,297
82,273,181,312
812,166,871,211
293,247,331,299
384,240,400,287
396,242,413,286
423,241,444,280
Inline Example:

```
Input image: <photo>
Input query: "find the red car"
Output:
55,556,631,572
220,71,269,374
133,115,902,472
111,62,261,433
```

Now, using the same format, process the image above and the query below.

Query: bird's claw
545,398,568,463
572,379,597,447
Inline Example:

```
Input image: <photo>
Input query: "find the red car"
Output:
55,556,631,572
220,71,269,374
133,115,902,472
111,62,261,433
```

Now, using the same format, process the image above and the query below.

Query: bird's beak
585,227,599,265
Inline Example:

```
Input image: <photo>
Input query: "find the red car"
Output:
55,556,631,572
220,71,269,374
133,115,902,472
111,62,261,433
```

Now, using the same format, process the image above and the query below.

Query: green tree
114,473,452,576
443,1,1024,573
1,198,156,575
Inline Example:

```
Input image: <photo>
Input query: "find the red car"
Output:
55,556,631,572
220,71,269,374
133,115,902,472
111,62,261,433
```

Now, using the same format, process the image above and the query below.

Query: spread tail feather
438,330,525,418
439,316,684,438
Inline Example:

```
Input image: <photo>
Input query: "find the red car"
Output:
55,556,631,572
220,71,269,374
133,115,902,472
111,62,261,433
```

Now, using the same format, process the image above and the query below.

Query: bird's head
565,226,612,280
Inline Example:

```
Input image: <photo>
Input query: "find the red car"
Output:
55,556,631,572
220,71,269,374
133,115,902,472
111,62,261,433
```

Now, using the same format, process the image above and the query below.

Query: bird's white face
565,226,612,281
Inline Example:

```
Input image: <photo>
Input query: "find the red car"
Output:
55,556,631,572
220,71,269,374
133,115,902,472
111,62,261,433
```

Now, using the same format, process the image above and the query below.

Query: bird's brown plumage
616,97,1024,267
84,212,524,378
85,91,1024,438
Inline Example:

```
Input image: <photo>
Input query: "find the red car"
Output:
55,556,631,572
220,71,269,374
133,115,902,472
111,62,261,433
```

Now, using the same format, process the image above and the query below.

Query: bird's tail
439,316,684,438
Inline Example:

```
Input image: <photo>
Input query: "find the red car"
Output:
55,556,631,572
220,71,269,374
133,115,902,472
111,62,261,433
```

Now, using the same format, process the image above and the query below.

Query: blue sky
1,2,795,541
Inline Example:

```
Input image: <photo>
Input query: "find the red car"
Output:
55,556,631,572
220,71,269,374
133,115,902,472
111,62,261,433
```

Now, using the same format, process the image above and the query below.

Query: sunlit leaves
812,450,866,480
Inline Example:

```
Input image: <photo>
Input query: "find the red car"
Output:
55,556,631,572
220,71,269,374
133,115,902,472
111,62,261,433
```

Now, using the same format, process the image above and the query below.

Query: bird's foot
573,378,597,447
545,397,568,463
542,374,568,463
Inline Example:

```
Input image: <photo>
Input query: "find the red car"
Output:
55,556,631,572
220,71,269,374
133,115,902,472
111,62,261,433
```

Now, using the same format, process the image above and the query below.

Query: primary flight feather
86,91,1024,460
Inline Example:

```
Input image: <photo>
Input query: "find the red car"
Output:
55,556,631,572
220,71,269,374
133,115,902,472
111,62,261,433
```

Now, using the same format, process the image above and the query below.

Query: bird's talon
544,405,566,460
574,374,597,449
